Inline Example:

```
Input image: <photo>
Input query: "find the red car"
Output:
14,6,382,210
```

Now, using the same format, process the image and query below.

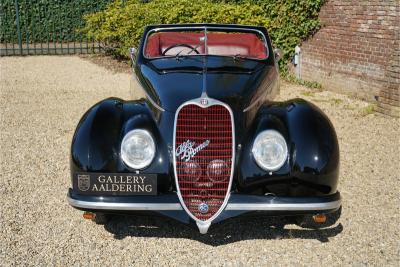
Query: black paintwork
136,57,277,113
135,24,277,114
70,99,173,193
69,24,340,226
70,98,339,196
238,99,339,196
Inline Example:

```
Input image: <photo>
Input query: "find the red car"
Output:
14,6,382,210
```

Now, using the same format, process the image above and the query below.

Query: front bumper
67,189,341,233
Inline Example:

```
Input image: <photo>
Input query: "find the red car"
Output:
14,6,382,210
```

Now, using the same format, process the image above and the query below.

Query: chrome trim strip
202,27,208,94
173,97,236,234
242,96,262,113
67,196,182,211
226,199,342,211
143,26,269,60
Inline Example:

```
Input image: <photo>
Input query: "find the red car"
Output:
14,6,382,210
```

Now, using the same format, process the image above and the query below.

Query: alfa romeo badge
198,203,209,214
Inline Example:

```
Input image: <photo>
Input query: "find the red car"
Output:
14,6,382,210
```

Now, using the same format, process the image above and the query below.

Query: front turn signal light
313,214,327,223
83,212,95,220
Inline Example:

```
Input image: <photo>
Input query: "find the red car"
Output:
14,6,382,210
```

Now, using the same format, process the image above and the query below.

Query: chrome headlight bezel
120,129,156,170
251,129,288,172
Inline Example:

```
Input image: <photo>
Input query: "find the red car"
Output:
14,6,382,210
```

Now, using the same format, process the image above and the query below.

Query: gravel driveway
1,56,399,266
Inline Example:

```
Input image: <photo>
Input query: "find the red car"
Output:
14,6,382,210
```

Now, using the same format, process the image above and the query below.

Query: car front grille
174,101,234,221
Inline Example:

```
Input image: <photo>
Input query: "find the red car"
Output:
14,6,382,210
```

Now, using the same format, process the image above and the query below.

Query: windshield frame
142,26,269,61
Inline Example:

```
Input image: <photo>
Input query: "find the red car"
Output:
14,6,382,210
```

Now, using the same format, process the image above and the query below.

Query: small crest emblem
77,174,90,191
200,98,208,105
198,203,209,214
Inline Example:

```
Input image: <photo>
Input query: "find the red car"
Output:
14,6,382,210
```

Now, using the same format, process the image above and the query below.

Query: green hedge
0,0,110,43
83,0,324,73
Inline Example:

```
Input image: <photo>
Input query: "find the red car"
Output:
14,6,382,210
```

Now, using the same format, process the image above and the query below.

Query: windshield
144,28,268,59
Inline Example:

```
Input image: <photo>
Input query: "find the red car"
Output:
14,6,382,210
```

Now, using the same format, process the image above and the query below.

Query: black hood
135,56,277,112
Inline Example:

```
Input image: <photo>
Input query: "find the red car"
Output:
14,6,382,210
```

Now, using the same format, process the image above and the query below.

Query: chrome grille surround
173,97,235,234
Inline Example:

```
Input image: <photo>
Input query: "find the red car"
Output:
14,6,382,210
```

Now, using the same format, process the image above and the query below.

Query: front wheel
295,206,342,229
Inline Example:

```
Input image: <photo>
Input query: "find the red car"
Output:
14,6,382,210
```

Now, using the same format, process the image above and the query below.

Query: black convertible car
68,24,341,234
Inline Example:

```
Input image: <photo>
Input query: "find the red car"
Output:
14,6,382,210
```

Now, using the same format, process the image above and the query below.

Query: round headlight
121,129,155,169
252,130,288,171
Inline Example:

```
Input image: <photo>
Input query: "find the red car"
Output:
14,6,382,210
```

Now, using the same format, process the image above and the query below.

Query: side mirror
129,47,137,64
273,48,282,62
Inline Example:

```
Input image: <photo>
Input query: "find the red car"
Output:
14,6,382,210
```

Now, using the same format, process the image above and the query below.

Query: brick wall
298,0,399,117
377,44,400,117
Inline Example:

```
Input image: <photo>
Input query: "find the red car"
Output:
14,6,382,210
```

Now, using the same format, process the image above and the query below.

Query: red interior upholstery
145,32,267,59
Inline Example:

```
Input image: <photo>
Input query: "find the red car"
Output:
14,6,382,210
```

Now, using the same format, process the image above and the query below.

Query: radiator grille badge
176,139,210,162
198,203,209,214
200,98,208,105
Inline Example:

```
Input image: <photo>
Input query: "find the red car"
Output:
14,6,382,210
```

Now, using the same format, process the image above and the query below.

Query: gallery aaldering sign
73,173,157,195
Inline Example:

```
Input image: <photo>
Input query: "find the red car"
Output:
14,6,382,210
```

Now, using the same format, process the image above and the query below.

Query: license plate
73,173,157,195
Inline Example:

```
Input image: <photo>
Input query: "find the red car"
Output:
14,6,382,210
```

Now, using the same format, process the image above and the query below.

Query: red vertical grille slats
175,104,233,221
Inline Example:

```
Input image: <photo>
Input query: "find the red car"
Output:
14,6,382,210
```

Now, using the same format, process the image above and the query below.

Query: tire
295,206,342,229
92,213,110,225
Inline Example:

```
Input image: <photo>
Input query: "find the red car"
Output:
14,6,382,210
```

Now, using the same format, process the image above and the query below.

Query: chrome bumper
68,190,341,234
67,190,341,212
68,197,183,211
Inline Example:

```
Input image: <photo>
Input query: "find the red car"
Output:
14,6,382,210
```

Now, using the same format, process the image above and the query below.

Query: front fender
70,98,171,192
238,99,339,197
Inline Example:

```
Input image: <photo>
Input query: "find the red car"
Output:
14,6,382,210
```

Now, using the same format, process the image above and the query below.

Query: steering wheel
162,44,200,56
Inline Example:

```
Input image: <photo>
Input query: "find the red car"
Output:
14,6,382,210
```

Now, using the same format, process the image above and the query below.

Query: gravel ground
1,56,399,266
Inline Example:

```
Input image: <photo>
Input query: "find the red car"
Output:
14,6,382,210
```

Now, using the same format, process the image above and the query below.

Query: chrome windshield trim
67,196,182,211
226,199,342,211
172,97,235,234
143,25,269,60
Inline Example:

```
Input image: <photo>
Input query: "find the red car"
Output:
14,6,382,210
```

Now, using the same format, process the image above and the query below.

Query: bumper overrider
67,189,341,234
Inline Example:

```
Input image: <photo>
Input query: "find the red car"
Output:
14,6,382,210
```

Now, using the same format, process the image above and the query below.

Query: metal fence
0,0,111,56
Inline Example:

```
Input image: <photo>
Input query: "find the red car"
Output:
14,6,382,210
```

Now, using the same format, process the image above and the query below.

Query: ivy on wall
83,0,324,73
0,0,110,43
